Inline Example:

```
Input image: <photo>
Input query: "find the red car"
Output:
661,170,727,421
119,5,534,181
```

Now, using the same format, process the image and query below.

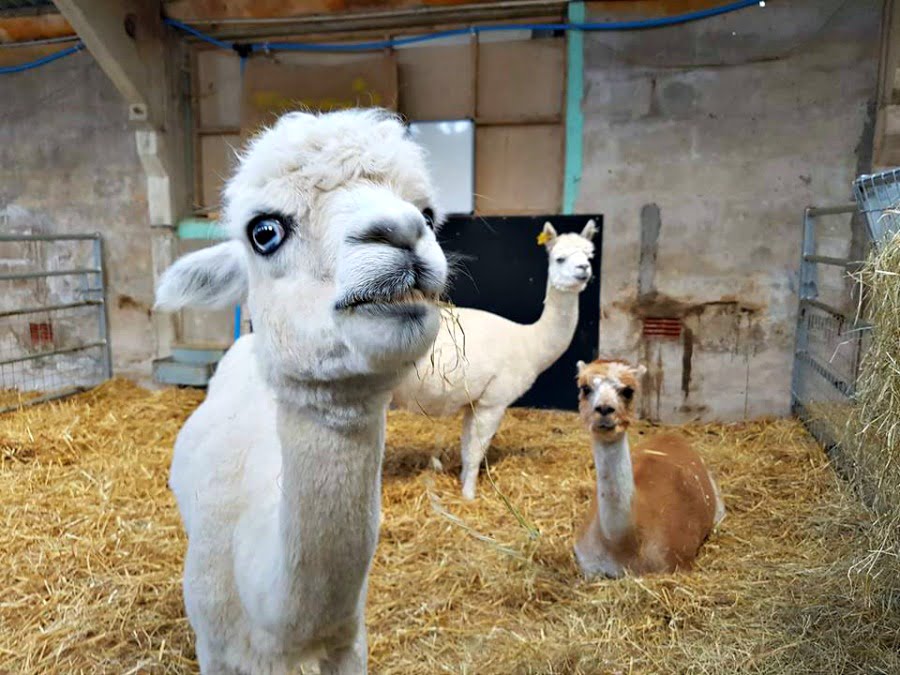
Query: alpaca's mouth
334,288,439,313
592,419,618,431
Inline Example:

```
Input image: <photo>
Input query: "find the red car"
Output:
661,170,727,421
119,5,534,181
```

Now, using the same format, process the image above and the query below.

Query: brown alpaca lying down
573,359,725,578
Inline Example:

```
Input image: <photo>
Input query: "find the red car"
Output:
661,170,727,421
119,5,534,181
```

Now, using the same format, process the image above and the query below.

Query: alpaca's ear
633,364,648,378
537,222,558,247
155,241,248,311
576,360,586,374
580,219,598,240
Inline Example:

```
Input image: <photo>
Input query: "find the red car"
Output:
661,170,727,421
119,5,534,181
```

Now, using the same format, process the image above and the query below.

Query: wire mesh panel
0,234,111,412
854,168,900,245
791,205,868,449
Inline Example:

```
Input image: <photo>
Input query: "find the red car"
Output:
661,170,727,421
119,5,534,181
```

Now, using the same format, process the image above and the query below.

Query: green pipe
563,0,585,215
177,218,227,240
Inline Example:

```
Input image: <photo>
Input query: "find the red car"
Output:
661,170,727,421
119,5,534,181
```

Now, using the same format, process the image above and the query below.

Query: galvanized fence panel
791,204,868,450
854,168,900,245
0,234,111,413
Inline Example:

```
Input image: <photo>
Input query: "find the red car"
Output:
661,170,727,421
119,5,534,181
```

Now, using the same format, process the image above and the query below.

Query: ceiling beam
172,0,565,41
51,0,168,126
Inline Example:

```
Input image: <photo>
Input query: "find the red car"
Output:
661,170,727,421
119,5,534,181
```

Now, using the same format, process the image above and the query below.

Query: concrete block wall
0,50,154,379
579,0,880,422
0,0,884,418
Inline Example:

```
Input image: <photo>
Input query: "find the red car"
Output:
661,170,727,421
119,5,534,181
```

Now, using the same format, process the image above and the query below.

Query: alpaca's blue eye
248,216,286,256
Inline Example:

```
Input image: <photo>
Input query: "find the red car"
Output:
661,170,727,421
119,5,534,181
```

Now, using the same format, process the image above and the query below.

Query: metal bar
0,387,87,416
0,233,100,242
0,300,101,319
806,204,857,217
197,125,240,136
799,208,818,300
0,341,106,367
803,254,853,267
800,298,853,323
0,268,101,281
794,350,855,398
562,0,584,215
95,237,114,380
183,2,565,40
0,35,80,49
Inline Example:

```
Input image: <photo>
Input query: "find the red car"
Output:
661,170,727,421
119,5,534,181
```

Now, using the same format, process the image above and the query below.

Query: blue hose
166,0,761,54
0,41,84,75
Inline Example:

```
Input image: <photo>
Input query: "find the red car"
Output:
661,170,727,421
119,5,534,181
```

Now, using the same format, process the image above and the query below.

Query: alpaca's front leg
460,405,506,500
319,617,367,675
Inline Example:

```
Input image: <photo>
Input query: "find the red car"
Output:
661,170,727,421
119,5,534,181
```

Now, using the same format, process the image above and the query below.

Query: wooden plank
240,54,398,139
396,41,475,120
475,124,563,215
476,37,564,123
200,134,240,210
196,49,242,128
165,0,502,20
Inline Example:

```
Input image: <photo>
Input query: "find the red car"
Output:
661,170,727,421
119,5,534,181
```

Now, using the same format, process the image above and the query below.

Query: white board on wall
408,120,475,215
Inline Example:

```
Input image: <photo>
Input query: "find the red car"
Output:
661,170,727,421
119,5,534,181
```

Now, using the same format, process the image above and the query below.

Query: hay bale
1,382,899,673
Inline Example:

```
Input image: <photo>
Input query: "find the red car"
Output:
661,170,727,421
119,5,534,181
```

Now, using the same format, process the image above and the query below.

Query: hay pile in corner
2,381,899,674
824,226,900,645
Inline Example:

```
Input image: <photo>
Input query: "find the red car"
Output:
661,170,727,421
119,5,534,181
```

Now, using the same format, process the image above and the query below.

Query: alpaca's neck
273,381,389,616
531,285,580,371
592,434,635,542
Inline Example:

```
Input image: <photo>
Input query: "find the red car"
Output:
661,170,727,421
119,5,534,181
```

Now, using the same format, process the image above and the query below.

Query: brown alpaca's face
576,360,646,442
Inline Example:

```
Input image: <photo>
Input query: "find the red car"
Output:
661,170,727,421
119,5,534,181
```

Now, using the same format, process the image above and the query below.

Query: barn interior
2,1,900,673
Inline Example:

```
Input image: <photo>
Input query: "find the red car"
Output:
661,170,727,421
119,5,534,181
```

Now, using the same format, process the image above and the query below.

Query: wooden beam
51,0,167,125
51,0,192,358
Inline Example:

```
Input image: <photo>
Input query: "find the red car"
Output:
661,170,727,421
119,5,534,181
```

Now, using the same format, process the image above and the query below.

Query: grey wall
0,0,883,414
0,50,154,378
579,0,880,422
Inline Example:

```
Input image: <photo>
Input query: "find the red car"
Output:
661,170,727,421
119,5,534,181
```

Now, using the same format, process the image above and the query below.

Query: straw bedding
2,381,898,674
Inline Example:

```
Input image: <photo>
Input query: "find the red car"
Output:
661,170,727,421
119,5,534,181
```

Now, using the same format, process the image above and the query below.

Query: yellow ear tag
537,231,551,246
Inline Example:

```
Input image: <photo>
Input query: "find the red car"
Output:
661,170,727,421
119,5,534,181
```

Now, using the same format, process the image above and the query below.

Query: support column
52,0,190,359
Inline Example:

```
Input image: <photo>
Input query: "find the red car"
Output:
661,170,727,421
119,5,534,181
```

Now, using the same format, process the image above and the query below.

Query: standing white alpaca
574,358,725,578
392,220,596,500
154,109,447,674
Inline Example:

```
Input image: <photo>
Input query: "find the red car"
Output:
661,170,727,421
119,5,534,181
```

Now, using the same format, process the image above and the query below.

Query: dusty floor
1,380,897,674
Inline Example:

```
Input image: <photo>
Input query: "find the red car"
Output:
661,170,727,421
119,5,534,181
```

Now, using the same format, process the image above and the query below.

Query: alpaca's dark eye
556,257,566,264
422,208,435,230
248,215,287,256
620,386,634,401
579,385,592,398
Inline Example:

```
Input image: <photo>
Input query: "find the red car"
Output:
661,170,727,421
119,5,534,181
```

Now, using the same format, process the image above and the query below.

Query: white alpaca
392,221,596,500
154,109,447,674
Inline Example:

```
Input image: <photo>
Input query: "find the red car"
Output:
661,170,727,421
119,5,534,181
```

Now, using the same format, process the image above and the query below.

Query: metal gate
791,204,870,449
0,233,112,413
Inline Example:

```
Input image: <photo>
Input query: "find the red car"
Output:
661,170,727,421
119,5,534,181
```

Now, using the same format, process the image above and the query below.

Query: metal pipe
0,35,80,49
0,233,100,242
0,300,101,319
0,386,87,416
806,204,857,217
803,254,853,267
794,350,854,398
180,0,564,40
95,236,114,380
0,268,101,281
0,341,106,367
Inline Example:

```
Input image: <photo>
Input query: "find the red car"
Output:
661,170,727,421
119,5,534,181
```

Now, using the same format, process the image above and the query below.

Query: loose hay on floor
1,380,898,674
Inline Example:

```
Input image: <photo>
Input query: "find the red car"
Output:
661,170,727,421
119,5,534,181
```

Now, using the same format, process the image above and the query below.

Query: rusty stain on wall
681,325,693,398
625,290,765,421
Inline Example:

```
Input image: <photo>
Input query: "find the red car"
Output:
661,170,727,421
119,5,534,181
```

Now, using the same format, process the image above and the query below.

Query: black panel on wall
437,214,603,411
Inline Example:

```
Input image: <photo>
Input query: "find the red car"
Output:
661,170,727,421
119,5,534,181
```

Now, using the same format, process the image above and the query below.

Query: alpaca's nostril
596,405,615,416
